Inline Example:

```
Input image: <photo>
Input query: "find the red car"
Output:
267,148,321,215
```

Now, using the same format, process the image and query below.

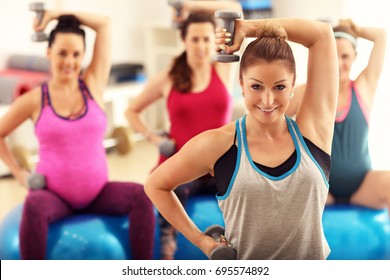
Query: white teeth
259,107,276,112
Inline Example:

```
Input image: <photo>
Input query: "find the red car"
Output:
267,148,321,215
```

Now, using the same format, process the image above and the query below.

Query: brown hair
239,23,296,84
333,20,358,49
168,12,215,93
333,19,358,37
48,15,86,49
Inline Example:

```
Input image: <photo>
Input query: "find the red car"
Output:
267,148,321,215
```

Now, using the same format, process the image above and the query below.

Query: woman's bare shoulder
187,122,236,155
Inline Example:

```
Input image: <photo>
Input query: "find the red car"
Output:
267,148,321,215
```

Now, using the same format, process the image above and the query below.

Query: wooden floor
0,140,159,222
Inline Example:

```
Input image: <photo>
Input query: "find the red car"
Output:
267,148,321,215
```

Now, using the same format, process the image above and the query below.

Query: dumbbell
204,225,237,260
11,146,44,189
29,2,48,42
213,10,242,63
27,172,46,190
167,0,184,28
159,138,176,157
103,126,134,155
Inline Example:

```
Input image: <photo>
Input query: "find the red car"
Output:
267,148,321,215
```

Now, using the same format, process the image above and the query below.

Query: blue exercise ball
47,213,130,260
0,204,22,260
1,197,223,260
0,203,160,260
323,205,390,260
175,195,224,260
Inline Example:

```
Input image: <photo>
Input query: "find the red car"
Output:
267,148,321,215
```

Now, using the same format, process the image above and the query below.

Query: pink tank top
35,80,108,209
159,66,232,164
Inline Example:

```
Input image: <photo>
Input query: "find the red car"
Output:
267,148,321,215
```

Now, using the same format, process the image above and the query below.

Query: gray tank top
217,115,330,259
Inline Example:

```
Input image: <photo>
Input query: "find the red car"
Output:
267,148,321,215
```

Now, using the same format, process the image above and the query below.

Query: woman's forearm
242,18,333,48
144,176,205,249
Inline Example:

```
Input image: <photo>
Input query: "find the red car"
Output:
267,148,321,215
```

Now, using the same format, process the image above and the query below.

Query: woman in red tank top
126,1,243,259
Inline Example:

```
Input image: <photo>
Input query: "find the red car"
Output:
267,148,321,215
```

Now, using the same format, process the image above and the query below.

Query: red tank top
159,66,232,164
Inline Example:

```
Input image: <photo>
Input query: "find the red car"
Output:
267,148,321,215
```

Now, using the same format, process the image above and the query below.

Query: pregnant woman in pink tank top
0,10,154,259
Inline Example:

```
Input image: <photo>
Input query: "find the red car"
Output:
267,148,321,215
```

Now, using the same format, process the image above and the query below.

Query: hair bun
258,23,287,41
56,15,81,30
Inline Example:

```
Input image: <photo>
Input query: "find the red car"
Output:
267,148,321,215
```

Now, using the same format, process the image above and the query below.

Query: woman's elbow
144,176,154,199
125,106,138,123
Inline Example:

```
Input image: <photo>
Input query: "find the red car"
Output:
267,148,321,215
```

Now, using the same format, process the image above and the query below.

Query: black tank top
214,133,330,196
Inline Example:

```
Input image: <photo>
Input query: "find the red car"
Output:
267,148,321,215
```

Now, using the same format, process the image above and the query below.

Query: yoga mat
7,54,50,73
0,76,30,104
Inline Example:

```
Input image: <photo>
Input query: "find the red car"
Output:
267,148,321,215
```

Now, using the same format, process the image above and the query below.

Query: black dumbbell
213,10,242,63
27,172,46,190
159,137,176,157
205,225,237,260
29,2,48,42
167,0,184,29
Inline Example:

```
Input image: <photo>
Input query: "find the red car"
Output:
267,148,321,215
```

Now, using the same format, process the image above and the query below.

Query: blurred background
0,0,389,222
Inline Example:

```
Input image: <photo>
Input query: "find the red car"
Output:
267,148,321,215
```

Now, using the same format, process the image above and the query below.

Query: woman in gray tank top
145,17,338,259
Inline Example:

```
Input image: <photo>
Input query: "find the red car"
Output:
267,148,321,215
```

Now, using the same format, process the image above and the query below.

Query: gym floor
0,140,159,222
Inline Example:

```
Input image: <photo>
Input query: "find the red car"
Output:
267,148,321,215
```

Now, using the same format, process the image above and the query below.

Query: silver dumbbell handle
214,10,242,63
159,138,176,157
168,0,183,17
27,172,46,190
168,0,184,28
29,2,48,42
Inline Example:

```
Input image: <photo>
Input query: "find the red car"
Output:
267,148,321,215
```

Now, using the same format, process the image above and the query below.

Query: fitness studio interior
1,0,390,262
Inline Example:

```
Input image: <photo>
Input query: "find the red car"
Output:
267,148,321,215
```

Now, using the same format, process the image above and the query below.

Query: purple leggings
19,181,155,260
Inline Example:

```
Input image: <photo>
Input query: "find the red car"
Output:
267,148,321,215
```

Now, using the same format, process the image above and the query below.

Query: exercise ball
0,205,21,260
323,205,390,260
0,196,224,260
175,195,224,260
0,203,160,260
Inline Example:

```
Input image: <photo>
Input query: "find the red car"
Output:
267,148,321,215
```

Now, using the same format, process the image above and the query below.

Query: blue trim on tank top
216,120,242,200
243,115,301,181
290,120,329,188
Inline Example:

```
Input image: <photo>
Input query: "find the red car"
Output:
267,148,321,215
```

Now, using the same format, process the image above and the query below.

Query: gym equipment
109,63,145,84
27,172,46,190
0,76,29,104
0,69,50,101
0,55,51,104
205,224,237,260
7,54,50,73
323,205,390,260
103,126,134,155
175,195,224,260
0,196,224,260
213,10,241,63
29,2,47,42
159,137,176,157
0,203,161,260
176,199,390,260
0,55,50,103
167,0,184,28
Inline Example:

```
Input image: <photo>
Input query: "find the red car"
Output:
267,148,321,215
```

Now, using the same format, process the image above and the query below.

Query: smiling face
241,60,295,125
183,22,214,65
47,33,85,82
